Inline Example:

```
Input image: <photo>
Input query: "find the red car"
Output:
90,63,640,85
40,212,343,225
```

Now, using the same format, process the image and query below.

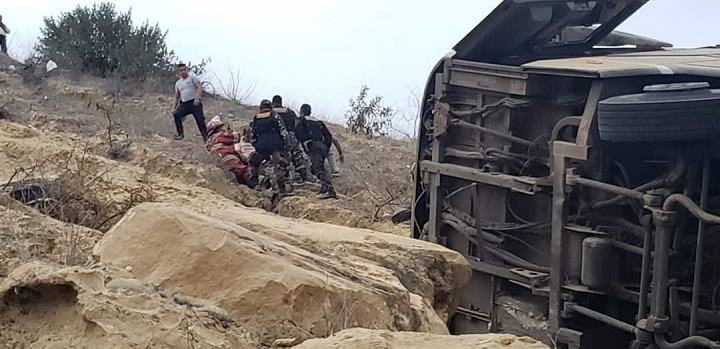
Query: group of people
172,63,343,200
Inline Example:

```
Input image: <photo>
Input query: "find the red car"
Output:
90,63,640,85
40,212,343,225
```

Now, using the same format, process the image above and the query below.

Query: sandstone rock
292,328,550,349
209,203,472,324
94,202,471,345
105,277,154,294
272,338,303,347
0,262,252,348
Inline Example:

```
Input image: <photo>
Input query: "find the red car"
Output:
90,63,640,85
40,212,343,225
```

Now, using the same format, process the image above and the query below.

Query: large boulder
292,328,550,349
207,203,471,323
0,262,251,349
93,203,471,346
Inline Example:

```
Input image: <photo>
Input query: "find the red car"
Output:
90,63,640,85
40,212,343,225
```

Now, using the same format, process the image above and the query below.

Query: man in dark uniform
271,95,309,183
249,99,293,196
296,104,337,200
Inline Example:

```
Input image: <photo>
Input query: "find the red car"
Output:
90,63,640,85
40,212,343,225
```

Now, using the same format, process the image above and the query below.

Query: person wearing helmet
248,99,293,196
271,95,309,183
204,116,253,187
295,103,337,199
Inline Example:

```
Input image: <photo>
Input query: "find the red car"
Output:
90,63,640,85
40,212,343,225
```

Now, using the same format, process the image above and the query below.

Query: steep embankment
0,65,415,235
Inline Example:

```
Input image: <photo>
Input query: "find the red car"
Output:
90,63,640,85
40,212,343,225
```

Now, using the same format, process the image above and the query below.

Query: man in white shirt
0,15,9,54
172,63,208,141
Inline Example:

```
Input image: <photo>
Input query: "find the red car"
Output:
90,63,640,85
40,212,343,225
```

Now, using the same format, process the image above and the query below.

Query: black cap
260,99,272,110
300,104,312,116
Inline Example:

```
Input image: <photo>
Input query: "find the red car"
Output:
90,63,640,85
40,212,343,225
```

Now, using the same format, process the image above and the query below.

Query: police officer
248,99,293,196
296,103,337,199
271,95,309,183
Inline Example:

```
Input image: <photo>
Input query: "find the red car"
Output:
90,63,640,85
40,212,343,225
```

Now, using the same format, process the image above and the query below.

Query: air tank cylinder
581,237,618,290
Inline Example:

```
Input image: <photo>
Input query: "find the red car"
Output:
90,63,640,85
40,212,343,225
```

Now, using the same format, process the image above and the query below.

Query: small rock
271,338,302,347
172,293,188,305
106,278,154,294
172,293,206,308
125,265,133,272
202,305,231,322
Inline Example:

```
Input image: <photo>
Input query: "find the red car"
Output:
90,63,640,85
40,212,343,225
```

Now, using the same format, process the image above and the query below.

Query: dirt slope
0,69,415,235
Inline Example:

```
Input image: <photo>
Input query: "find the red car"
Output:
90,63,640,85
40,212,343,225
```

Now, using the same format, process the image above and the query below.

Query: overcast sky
4,0,720,129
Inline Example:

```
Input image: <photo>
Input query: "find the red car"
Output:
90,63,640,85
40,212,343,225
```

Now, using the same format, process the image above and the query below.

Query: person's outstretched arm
331,137,344,162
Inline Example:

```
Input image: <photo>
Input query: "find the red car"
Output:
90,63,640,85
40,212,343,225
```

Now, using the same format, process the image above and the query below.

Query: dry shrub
6,143,155,232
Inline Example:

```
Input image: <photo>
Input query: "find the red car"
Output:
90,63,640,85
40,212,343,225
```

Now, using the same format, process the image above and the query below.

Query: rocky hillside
1,61,415,236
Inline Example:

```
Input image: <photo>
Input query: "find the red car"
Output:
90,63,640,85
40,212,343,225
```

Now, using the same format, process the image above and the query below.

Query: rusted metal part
638,215,653,320
420,161,550,195
565,80,605,160
456,306,491,323
566,171,645,200
549,153,568,334
467,257,549,297
690,156,712,335
427,72,448,244
448,60,531,95
565,303,637,334
433,101,450,138
450,118,545,149
556,328,582,349
450,96,532,118
442,212,503,245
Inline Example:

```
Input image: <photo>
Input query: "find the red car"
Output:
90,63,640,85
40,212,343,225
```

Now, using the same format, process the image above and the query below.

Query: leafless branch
373,187,400,221
89,98,117,148
212,67,256,104
390,86,422,140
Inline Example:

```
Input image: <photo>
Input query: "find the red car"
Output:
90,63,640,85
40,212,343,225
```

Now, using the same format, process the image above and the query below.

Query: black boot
249,167,260,190
298,167,309,182
277,180,295,197
316,191,337,200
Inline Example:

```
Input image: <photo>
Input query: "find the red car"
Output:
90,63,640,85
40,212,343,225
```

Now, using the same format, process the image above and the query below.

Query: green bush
35,2,208,79
345,85,394,137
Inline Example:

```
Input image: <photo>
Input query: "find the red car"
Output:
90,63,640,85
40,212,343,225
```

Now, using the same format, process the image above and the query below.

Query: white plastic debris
46,60,58,72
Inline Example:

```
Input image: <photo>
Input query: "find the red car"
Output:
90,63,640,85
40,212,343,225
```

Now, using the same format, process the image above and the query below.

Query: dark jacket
272,106,298,134
249,110,288,153
296,116,333,151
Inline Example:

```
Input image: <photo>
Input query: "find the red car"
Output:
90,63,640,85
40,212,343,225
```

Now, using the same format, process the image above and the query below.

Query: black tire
597,82,720,143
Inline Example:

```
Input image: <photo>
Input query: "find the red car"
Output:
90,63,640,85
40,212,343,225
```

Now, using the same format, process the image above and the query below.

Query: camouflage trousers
250,150,291,193
285,132,309,181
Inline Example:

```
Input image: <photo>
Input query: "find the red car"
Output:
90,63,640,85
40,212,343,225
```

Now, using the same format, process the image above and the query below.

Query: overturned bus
411,1,720,348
